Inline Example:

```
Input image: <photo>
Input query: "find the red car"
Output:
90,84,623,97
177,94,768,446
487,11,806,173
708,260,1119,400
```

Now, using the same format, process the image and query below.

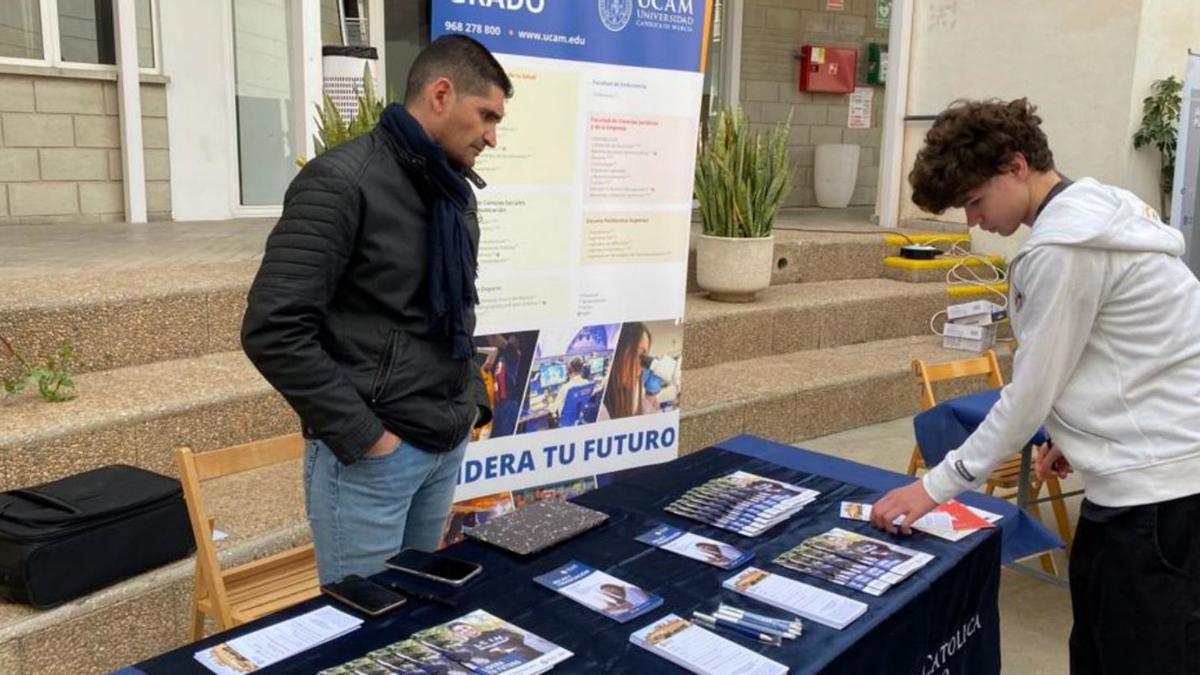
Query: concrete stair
0,217,1006,674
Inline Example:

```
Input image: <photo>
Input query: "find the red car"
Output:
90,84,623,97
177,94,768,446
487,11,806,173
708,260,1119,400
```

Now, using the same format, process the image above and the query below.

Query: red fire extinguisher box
798,45,857,93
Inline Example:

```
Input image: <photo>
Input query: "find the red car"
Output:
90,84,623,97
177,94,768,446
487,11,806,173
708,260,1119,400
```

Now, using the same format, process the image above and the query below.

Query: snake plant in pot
694,107,794,302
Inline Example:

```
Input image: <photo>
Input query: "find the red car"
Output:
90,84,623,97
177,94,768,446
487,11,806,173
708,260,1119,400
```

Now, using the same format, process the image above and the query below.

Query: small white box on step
943,322,997,352
946,300,1007,326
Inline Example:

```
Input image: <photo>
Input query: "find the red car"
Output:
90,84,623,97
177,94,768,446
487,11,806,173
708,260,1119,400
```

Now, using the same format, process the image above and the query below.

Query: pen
718,604,803,634
713,608,799,639
692,612,782,646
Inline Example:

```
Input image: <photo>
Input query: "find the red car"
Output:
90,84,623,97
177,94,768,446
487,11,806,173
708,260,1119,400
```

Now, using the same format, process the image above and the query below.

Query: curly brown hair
909,98,1055,214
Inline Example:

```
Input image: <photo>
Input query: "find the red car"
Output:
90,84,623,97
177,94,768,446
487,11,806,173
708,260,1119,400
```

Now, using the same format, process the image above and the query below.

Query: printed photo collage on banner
443,321,684,546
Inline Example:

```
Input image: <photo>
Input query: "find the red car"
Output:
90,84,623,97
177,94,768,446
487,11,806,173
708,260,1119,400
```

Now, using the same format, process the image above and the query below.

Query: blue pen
692,612,782,646
714,608,796,639
719,604,803,634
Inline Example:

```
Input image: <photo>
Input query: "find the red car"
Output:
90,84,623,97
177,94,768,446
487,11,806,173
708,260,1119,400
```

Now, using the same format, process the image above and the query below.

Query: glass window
57,0,155,68
384,0,430,101
0,0,44,60
233,0,298,206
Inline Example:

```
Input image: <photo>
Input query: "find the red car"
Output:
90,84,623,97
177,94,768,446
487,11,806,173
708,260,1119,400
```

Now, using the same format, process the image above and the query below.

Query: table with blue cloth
914,389,1075,585
122,434,1058,675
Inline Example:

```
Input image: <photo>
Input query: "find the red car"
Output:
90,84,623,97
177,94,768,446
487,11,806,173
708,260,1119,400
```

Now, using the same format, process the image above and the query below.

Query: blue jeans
303,437,468,584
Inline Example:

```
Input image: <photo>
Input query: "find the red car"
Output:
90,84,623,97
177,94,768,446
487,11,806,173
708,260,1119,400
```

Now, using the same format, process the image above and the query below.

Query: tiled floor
802,417,1078,675
0,218,274,279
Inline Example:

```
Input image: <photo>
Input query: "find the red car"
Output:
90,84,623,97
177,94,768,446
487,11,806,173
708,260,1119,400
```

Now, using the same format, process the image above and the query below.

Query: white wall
1125,0,1200,214
898,0,1200,247
160,2,237,220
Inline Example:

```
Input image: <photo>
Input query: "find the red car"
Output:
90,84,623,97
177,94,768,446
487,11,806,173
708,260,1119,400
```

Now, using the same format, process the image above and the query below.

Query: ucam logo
599,0,633,31
638,0,694,11
450,0,545,13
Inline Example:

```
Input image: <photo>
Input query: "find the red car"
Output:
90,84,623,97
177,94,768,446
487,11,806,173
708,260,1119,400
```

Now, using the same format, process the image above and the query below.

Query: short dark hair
909,98,1055,214
404,34,513,104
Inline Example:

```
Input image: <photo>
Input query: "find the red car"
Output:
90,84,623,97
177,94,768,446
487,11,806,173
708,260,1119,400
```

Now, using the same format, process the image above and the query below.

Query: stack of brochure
635,524,754,569
534,560,662,623
319,609,572,675
664,471,820,537
774,528,934,596
630,614,788,675
840,500,999,542
723,567,868,630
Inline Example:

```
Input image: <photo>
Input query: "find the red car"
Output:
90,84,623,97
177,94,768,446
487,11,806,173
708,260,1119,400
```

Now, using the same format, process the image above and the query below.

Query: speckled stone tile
0,640,19,675
679,405,744,455
205,288,250,353
741,393,799,443
18,579,193,675
0,351,297,490
203,459,306,548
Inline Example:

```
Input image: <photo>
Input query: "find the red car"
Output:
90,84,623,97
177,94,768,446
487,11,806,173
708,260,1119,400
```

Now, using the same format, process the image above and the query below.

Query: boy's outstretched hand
871,480,938,535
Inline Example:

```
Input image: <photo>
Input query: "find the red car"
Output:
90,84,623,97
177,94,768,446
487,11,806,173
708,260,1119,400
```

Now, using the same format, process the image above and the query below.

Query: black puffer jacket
242,125,491,464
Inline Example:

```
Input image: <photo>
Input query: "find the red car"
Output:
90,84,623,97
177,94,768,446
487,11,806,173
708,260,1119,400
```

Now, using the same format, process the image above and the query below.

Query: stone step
678,335,1013,454
0,458,310,675
881,254,1006,283
687,227,889,293
0,350,296,492
0,262,258,378
683,278,948,370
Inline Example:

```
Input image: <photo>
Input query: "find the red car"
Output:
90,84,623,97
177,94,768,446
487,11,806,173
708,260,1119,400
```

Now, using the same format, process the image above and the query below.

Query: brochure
723,567,868,630
839,500,998,541
636,524,753,569
533,560,663,623
665,472,819,537
630,614,788,675
195,605,362,675
412,609,572,675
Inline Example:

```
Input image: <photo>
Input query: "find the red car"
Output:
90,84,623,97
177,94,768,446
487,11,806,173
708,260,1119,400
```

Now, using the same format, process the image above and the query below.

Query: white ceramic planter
814,143,860,208
695,234,775,302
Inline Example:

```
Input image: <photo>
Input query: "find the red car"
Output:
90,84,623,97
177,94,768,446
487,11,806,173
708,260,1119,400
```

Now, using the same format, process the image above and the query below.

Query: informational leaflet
194,606,362,674
723,567,868,630
636,524,753,569
630,614,788,675
534,560,663,623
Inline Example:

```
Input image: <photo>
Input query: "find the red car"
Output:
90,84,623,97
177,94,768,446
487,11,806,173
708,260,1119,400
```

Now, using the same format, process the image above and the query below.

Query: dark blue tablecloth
121,436,1008,675
914,389,1050,468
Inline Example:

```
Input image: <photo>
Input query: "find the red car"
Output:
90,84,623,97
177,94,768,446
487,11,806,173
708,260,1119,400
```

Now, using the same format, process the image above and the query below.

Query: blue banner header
433,0,712,73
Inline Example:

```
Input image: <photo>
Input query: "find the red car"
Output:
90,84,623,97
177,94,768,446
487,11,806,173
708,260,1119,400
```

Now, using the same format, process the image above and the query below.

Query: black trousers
1069,492,1200,674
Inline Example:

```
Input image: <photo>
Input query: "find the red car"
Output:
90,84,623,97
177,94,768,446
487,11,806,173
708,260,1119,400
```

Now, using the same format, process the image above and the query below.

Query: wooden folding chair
908,350,1073,575
176,433,320,639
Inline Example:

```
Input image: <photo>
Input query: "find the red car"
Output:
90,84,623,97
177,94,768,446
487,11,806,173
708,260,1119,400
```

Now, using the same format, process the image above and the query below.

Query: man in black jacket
242,35,509,583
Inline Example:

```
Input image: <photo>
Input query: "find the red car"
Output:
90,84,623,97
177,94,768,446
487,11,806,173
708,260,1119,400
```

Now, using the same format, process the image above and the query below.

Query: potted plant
694,107,794,302
1133,75,1182,219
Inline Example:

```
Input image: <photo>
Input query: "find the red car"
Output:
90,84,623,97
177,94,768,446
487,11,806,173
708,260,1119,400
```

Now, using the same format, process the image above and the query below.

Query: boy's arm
921,245,1105,503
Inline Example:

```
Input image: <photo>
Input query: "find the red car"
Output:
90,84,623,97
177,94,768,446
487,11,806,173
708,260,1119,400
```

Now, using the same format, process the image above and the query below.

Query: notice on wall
432,0,713,544
848,86,874,129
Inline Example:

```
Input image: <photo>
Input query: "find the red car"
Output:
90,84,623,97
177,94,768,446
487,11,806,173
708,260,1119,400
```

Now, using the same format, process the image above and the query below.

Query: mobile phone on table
320,574,407,616
385,549,483,586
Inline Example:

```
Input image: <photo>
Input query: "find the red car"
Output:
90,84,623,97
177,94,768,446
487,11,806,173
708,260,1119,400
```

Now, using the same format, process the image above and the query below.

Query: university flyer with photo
840,500,999,542
534,560,662,623
636,524,753,569
411,609,572,675
804,528,935,577
665,472,819,536
630,614,788,675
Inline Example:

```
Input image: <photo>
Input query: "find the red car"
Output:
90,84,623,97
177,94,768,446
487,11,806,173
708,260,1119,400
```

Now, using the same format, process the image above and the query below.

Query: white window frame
0,0,163,75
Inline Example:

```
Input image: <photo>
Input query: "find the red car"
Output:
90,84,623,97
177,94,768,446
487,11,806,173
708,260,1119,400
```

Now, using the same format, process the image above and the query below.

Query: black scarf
379,103,478,360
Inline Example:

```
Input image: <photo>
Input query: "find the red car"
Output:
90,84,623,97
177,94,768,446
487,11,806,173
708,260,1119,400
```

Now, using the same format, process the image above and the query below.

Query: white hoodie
923,177,1200,507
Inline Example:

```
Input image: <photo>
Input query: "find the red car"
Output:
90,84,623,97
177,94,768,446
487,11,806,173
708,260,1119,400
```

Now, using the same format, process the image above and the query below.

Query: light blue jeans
304,436,468,584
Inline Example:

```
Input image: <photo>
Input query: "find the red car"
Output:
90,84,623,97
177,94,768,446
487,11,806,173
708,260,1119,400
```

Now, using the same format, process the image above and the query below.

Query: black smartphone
320,574,407,616
385,549,483,586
